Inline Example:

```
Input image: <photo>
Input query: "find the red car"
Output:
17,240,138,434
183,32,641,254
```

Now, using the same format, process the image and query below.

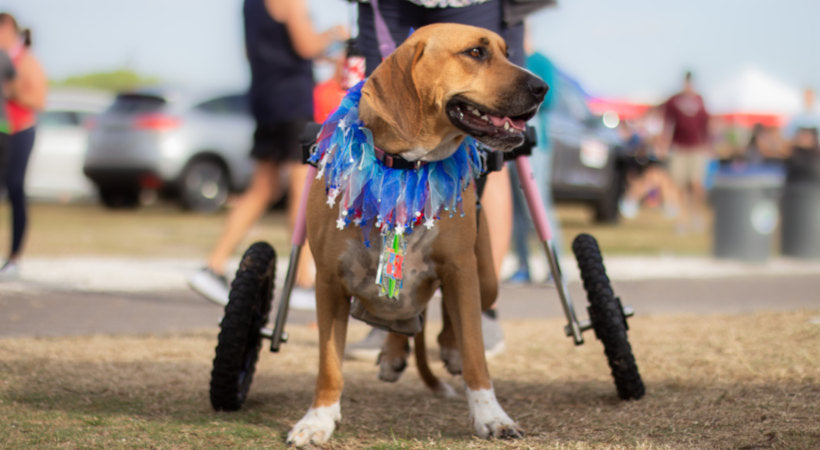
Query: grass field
8,201,711,259
3,201,811,449
0,311,817,448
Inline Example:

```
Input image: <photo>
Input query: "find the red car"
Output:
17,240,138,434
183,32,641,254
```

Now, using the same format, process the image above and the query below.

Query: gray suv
84,87,255,211
547,73,625,223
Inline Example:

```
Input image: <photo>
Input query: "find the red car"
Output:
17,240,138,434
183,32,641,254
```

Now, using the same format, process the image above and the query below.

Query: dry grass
9,202,709,259
15,202,292,259
1,310,817,448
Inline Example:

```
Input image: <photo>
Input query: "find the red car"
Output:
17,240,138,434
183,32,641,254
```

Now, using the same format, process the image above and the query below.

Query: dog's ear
360,40,426,148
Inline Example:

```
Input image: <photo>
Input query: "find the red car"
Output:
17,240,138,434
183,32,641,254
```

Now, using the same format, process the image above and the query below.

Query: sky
3,0,819,113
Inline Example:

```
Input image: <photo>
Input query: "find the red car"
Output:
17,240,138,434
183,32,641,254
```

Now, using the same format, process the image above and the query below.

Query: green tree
53,69,161,92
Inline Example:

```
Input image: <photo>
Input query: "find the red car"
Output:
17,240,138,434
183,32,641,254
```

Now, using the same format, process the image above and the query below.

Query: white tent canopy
707,67,802,115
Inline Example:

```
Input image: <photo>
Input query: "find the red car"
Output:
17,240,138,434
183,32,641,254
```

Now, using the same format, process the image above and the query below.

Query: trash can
781,182,820,259
710,168,783,262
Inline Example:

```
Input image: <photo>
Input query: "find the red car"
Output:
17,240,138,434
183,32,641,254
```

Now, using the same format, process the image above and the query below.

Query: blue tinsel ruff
310,81,484,244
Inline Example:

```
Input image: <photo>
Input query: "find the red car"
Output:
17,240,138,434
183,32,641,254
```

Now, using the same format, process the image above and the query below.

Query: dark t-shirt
664,92,709,148
243,0,314,124
0,50,16,134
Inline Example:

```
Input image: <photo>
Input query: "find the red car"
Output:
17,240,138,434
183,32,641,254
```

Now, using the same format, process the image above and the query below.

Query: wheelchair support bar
515,155,585,345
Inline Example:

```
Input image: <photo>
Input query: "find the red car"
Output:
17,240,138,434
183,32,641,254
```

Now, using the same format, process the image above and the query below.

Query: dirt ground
0,311,818,448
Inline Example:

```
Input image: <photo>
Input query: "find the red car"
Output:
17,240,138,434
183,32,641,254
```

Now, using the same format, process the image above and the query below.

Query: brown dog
287,23,546,446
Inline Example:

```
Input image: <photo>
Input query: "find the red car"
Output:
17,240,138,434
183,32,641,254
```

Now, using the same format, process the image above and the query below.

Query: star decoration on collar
327,188,340,207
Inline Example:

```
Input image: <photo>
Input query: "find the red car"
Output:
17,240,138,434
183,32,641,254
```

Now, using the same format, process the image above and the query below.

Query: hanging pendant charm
375,228,406,299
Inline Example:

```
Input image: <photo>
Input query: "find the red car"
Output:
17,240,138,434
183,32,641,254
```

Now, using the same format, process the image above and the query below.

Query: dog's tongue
488,114,526,131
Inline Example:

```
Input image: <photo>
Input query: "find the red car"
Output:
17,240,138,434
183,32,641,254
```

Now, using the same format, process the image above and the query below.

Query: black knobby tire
572,233,645,400
210,242,276,411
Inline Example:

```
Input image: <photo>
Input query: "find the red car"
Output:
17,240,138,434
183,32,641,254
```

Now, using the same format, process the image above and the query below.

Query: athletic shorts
357,0,526,75
250,120,308,163
667,146,711,188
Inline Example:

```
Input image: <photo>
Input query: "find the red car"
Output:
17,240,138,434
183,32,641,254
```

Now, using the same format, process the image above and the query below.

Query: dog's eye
465,47,487,61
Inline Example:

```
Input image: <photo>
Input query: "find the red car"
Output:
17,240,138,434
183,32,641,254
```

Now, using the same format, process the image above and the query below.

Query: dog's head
359,23,547,161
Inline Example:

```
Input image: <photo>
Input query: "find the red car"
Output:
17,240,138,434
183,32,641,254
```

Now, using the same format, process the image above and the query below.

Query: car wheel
98,186,140,209
593,172,624,223
180,158,229,213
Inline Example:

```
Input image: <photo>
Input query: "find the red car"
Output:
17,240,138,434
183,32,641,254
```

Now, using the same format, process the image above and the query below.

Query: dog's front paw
286,403,341,447
439,346,462,375
468,388,523,440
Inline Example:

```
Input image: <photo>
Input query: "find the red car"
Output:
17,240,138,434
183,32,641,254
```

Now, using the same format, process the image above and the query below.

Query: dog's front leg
286,280,350,447
440,261,523,440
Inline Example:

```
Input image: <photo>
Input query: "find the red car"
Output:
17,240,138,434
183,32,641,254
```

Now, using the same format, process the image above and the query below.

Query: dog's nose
527,76,548,102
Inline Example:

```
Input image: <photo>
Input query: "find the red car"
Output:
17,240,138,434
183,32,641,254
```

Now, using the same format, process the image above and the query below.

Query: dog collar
309,80,483,243
372,146,428,170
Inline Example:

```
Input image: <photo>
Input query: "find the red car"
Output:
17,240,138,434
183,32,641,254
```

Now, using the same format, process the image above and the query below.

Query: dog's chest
338,227,439,321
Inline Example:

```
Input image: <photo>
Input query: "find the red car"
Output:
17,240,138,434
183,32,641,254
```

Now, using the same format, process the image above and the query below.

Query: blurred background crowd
1,0,819,280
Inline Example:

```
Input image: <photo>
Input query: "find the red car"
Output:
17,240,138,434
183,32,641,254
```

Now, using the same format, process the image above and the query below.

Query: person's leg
647,166,681,218
508,164,531,281
5,127,36,262
481,166,513,282
206,159,282,275
688,150,711,231
666,149,691,231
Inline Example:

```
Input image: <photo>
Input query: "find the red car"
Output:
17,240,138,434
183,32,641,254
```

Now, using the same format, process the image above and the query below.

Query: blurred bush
53,69,160,92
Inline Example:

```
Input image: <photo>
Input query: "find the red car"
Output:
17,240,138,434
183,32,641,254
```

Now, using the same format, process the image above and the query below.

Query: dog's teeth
503,122,510,131
481,115,488,121
471,108,481,116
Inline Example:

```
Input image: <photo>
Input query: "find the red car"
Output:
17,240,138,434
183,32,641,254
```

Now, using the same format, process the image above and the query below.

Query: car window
108,94,167,114
555,78,593,123
195,95,249,115
39,110,81,127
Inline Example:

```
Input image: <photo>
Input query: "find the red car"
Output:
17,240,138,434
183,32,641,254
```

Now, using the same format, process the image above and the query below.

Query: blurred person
0,13,46,281
346,0,552,359
660,70,711,234
0,48,14,196
508,41,562,283
188,0,347,307
735,123,788,167
784,87,820,150
618,120,680,220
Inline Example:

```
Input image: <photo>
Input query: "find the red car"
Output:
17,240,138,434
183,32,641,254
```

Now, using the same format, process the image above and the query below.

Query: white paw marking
467,387,523,439
286,402,341,447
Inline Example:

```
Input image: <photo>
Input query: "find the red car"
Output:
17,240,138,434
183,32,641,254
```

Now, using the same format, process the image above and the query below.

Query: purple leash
370,0,397,59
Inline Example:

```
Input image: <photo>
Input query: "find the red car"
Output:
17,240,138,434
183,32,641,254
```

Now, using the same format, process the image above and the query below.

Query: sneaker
0,261,20,281
482,310,505,359
619,198,639,219
506,267,531,284
289,287,316,311
188,267,229,306
345,327,387,361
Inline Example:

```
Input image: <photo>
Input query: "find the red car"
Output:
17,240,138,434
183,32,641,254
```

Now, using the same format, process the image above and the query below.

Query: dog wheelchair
208,125,645,412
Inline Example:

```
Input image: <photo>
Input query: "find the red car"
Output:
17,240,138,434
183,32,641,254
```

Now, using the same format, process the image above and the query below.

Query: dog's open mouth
446,96,537,150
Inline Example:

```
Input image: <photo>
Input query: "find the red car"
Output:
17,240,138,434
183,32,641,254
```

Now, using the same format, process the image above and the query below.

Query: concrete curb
4,254,820,294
